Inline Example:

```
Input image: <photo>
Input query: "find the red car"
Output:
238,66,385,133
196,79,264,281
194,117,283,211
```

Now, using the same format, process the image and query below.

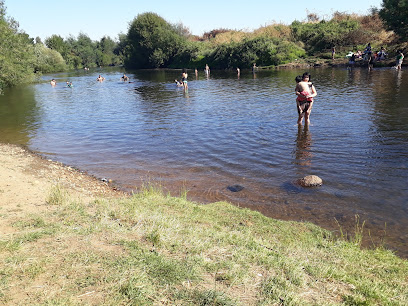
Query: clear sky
6,0,383,41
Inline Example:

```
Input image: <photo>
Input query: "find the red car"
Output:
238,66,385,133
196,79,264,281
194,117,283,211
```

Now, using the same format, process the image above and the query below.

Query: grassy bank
1,183,407,305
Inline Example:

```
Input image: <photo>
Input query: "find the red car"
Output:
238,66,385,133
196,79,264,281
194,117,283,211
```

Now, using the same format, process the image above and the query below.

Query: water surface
1,67,407,256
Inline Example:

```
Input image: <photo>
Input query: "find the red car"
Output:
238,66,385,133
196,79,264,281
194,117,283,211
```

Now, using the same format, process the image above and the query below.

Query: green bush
0,2,36,93
208,36,305,69
34,43,67,73
46,33,122,69
291,18,360,53
125,12,193,69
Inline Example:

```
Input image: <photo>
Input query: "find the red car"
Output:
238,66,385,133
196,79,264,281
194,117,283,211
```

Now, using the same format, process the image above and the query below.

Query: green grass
1,185,407,305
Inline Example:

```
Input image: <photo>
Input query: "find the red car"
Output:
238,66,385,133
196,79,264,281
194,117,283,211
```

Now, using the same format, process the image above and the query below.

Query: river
1,67,407,256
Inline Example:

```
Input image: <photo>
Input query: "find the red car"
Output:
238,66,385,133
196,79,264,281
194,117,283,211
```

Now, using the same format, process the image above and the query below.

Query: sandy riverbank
0,143,123,234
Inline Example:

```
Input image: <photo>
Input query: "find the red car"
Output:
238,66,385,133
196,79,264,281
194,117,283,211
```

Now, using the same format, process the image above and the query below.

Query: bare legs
298,102,313,125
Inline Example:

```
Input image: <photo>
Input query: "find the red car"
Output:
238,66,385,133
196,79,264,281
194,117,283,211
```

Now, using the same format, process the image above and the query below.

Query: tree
125,12,188,68
114,33,128,63
34,44,67,73
208,36,305,69
0,0,36,92
291,17,360,53
35,36,43,44
379,0,408,40
96,36,120,66
45,34,67,55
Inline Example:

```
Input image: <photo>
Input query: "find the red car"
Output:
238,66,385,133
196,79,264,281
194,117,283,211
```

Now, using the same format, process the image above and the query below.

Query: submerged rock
227,185,244,192
297,175,323,187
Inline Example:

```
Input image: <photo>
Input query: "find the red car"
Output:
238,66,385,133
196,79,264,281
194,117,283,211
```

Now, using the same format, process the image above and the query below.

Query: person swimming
120,74,129,82
96,75,105,82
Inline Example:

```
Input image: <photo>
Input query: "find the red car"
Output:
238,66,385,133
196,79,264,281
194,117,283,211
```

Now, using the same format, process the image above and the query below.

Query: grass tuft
46,184,69,205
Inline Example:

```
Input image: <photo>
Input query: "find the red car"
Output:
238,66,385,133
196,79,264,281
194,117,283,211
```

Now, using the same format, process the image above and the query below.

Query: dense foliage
0,1,36,93
122,11,397,70
291,17,360,53
45,33,122,69
379,0,408,41
34,43,67,73
125,12,197,68
208,36,305,69
0,1,74,93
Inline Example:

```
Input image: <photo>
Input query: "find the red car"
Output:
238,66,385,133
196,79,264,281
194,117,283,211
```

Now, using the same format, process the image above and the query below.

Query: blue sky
6,0,383,41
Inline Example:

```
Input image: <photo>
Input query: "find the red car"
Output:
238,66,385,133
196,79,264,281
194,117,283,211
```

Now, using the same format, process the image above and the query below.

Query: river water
1,67,407,256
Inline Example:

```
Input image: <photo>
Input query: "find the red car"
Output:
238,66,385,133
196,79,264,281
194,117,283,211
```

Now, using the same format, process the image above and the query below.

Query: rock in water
297,175,323,187
227,185,244,192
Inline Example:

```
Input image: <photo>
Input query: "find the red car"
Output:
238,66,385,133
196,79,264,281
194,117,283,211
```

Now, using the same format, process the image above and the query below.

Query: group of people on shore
345,43,404,70
362,43,388,61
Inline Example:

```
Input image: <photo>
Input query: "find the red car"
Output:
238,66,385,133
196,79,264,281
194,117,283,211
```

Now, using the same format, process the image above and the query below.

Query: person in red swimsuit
295,72,317,125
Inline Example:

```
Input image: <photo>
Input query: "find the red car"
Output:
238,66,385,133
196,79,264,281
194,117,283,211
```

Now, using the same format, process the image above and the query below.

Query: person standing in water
181,68,188,91
204,64,210,77
396,50,404,70
295,72,317,125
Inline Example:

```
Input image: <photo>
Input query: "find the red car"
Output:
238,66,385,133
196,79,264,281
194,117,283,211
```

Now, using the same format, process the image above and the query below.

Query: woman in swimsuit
181,68,188,91
295,72,317,125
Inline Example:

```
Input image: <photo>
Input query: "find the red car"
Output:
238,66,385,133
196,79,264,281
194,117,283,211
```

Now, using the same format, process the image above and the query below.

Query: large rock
297,175,323,187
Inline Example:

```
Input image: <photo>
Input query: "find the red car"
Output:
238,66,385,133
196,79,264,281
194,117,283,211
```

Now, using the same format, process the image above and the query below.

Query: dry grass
253,24,292,40
210,31,250,45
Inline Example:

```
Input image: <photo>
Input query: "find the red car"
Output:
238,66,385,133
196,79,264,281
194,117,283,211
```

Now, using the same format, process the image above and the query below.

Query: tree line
0,0,406,93
0,1,124,93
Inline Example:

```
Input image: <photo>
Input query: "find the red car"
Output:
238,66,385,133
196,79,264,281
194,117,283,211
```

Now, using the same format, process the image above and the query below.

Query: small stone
297,175,323,187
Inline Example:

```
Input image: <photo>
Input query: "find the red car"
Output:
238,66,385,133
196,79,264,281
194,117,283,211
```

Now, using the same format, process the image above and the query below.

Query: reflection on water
0,85,40,145
0,67,408,257
293,124,313,169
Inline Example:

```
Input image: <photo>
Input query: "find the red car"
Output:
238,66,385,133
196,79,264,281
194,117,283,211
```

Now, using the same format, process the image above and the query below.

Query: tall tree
125,12,187,68
45,34,68,56
379,0,408,40
0,0,36,92
97,36,118,66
